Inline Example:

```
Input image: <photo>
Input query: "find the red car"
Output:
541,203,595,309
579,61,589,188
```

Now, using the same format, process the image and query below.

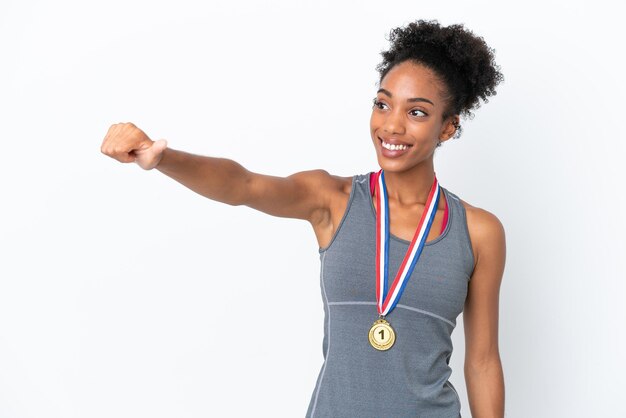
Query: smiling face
370,60,458,173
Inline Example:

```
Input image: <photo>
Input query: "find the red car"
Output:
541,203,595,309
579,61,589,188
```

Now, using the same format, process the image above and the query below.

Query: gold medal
371,169,441,352
368,317,395,351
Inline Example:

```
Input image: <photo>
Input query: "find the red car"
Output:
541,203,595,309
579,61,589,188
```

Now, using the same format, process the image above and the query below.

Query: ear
439,115,460,143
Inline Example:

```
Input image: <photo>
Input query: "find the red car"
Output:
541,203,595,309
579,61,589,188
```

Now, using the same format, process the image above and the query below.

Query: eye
409,109,428,117
372,98,388,110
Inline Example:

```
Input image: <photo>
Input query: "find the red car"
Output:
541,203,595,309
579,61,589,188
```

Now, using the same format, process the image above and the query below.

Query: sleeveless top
305,172,475,418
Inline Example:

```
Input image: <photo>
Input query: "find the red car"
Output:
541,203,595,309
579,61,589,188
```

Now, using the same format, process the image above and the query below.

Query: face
370,60,458,173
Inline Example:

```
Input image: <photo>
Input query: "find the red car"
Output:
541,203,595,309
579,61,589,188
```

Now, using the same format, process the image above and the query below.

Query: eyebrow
377,88,434,106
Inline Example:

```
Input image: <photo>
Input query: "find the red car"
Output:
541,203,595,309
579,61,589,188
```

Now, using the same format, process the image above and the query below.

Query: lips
378,136,412,147
378,137,412,158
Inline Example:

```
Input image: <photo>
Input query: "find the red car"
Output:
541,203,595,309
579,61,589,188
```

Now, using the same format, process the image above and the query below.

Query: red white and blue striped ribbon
375,169,441,316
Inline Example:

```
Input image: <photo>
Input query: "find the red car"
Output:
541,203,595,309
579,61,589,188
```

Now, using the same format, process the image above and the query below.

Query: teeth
382,140,409,151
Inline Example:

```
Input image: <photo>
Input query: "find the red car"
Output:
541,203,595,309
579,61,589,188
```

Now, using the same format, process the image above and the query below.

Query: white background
1,1,624,417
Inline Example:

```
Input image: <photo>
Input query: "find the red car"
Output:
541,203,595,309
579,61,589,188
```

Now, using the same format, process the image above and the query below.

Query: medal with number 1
369,169,442,351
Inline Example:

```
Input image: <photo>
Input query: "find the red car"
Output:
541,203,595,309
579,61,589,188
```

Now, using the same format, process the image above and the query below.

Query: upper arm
463,208,507,370
239,168,336,223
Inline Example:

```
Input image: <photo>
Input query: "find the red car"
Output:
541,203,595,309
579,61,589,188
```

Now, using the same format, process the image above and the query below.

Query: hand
100,122,168,170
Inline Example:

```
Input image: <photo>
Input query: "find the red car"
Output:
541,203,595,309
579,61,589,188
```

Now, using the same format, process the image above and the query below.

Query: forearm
464,357,505,418
155,147,249,206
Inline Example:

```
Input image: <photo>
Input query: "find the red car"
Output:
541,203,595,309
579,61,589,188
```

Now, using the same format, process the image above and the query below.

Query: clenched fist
100,122,168,170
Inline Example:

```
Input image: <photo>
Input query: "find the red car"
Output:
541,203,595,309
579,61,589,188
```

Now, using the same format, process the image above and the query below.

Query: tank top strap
438,185,476,273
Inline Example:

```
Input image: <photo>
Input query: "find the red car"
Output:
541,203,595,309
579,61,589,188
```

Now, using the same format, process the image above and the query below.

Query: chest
371,190,449,244
321,220,470,323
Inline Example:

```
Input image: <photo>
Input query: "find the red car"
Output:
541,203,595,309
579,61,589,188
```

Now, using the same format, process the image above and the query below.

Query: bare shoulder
293,169,352,200
330,172,354,195
290,169,351,191
307,169,353,194
458,198,506,271
459,198,506,236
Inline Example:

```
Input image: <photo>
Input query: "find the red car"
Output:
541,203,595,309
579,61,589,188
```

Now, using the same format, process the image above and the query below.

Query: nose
382,109,405,135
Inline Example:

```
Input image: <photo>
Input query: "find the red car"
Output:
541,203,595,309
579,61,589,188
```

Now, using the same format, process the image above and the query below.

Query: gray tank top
305,172,475,418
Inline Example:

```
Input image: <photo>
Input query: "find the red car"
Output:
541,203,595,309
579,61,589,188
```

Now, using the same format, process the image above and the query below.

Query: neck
382,160,436,207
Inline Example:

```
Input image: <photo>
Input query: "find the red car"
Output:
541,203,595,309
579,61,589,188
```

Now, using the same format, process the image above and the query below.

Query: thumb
134,138,167,156
133,138,168,170
151,138,168,154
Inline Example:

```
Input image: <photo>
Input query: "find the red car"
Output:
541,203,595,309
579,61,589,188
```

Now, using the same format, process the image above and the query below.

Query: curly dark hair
375,19,504,141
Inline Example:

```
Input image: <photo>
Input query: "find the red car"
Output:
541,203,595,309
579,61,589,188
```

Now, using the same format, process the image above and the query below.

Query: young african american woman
101,19,506,418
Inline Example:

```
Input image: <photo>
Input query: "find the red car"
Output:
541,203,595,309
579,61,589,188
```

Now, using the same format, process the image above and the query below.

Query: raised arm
100,122,335,225
155,146,334,222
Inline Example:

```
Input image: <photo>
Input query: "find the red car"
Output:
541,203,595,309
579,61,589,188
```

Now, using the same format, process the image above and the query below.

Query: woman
101,19,505,418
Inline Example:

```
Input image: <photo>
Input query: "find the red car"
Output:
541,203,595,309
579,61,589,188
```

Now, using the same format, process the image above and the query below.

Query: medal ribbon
375,169,441,317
